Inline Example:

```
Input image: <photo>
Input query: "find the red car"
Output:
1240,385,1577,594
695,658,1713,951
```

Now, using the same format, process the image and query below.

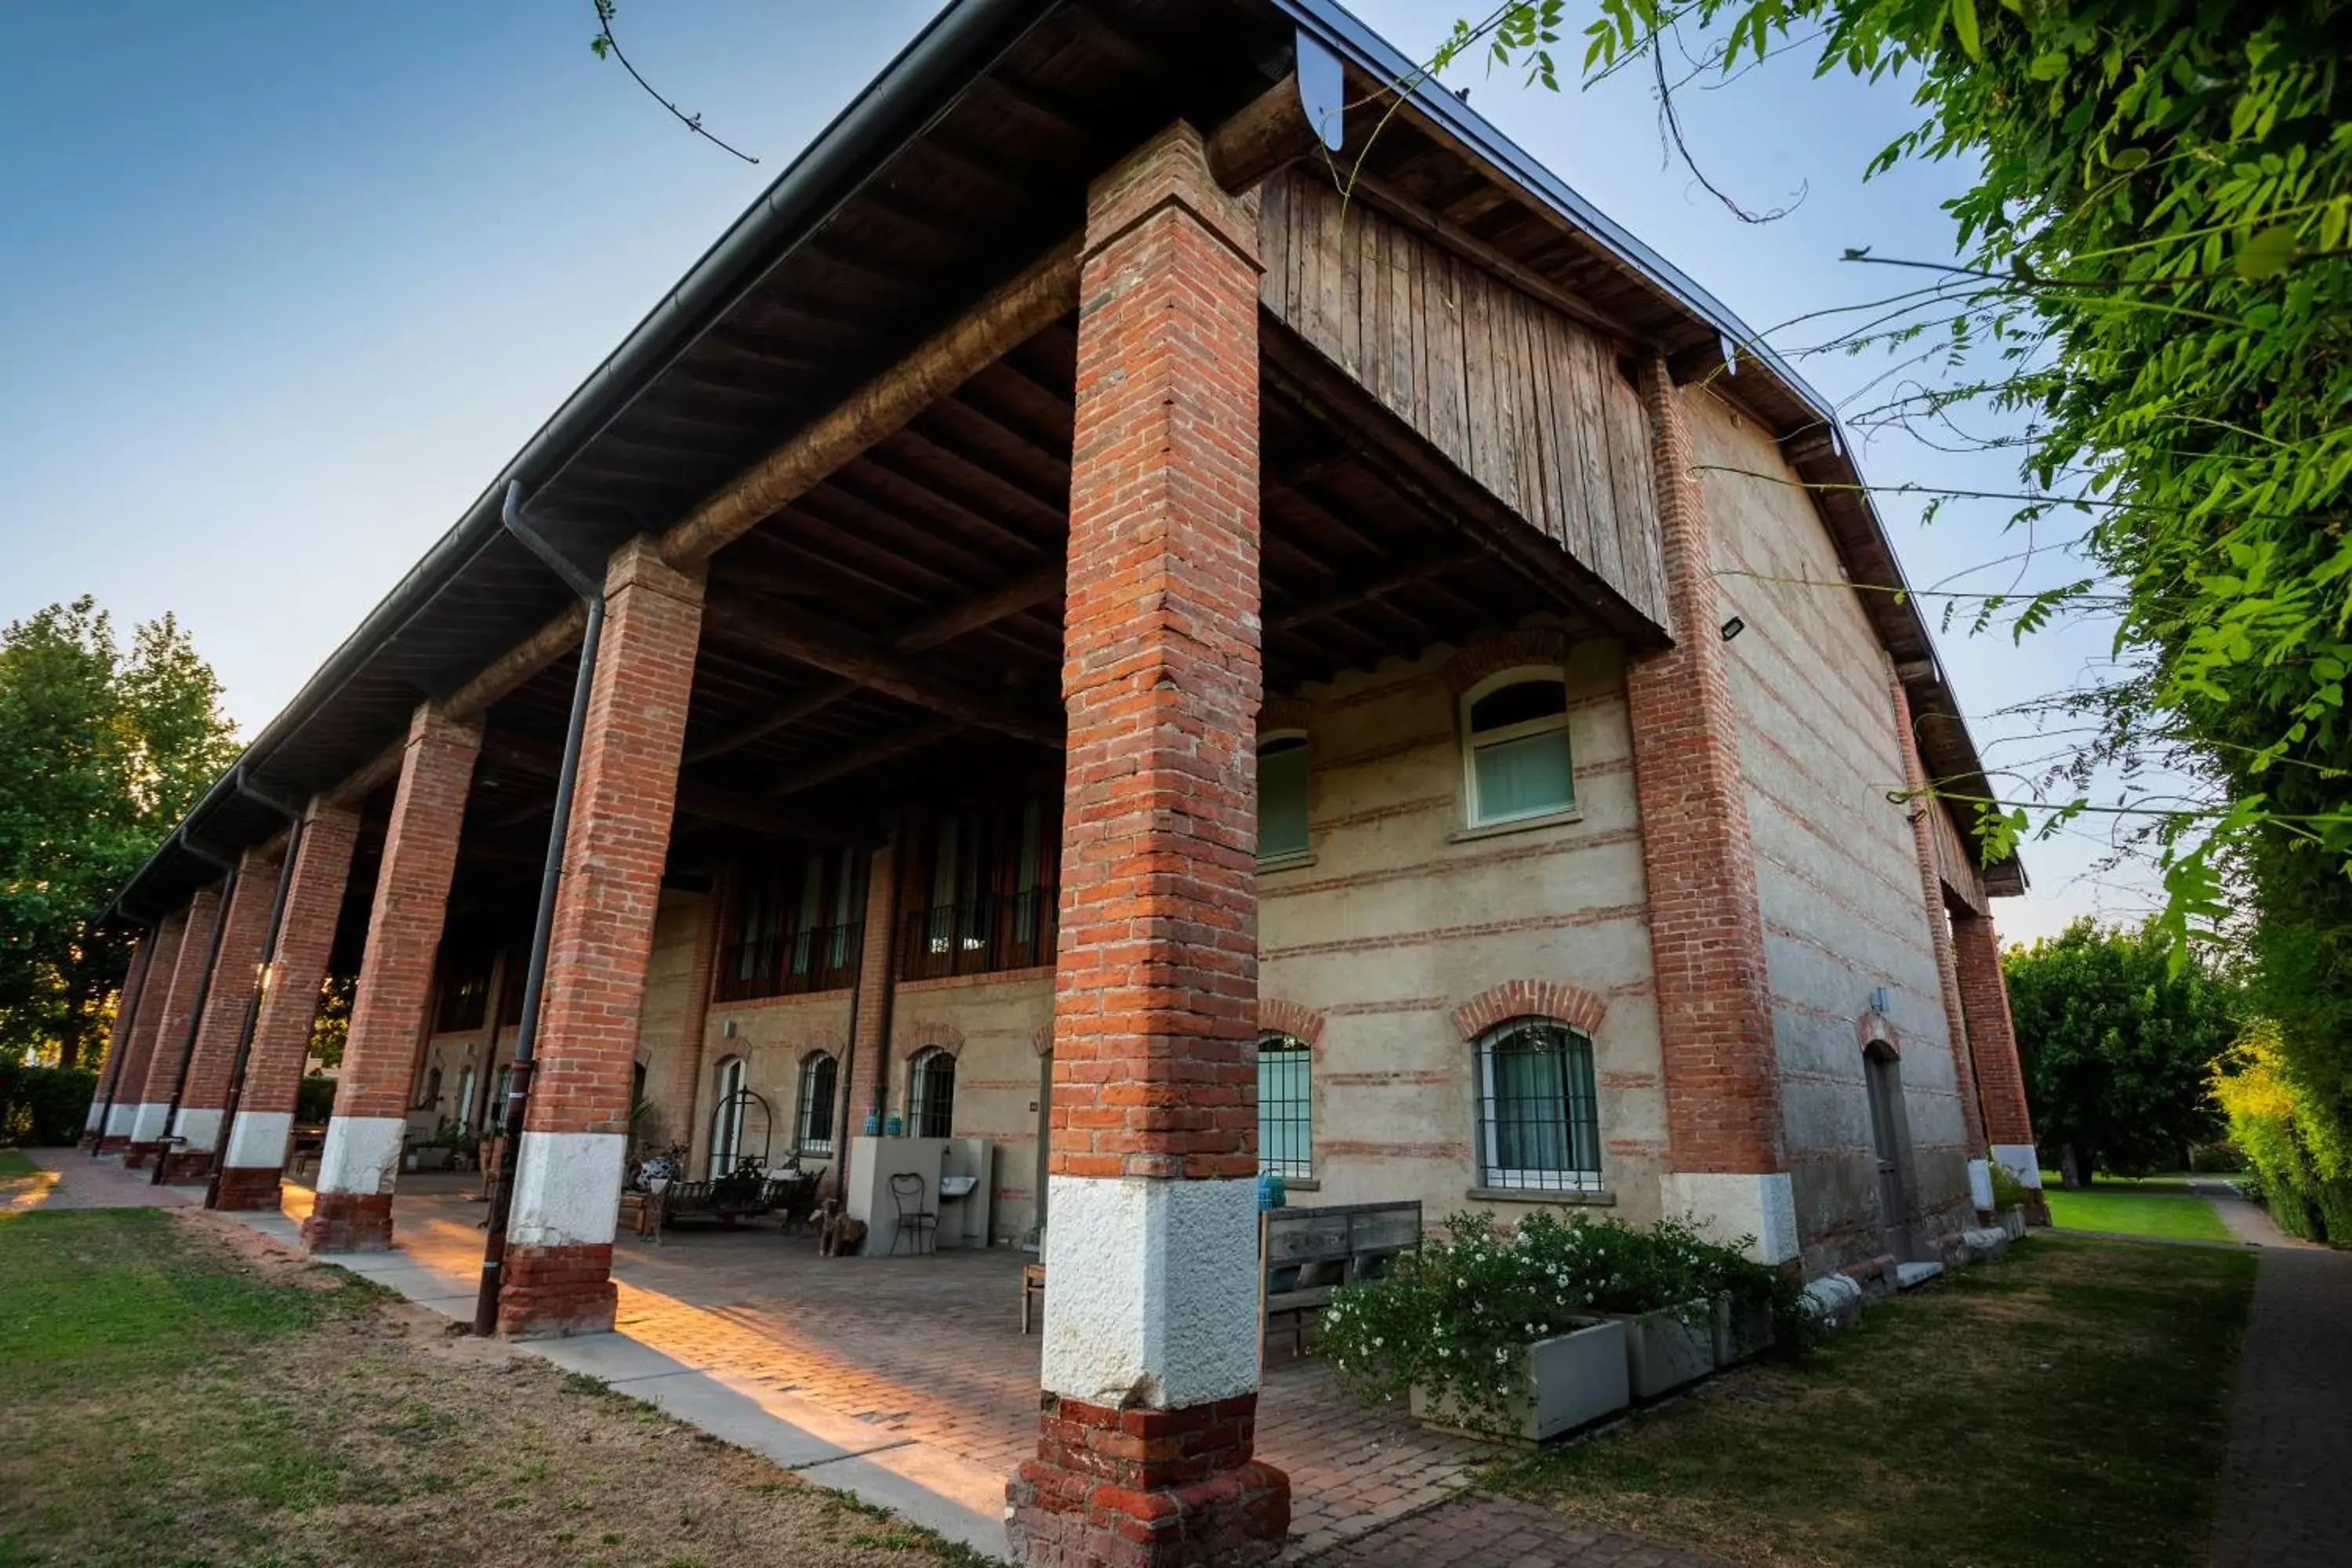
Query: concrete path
7,1145,203,1210
2199,1184,2352,1568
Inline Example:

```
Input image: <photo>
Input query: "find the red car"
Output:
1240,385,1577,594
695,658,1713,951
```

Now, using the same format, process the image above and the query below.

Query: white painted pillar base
1990,1145,2044,1189
1967,1158,1995,1211
315,1115,405,1196
1039,1175,1261,1410
508,1131,626,1248
104,1101,138,1138
83,1098,106,1133
127,1102,172,1145
172,1107,225,1155
1661,1171,1801,1265
222,1110,295,1171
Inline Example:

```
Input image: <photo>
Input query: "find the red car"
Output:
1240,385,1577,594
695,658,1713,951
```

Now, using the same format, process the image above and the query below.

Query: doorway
1863,1044,1916,1259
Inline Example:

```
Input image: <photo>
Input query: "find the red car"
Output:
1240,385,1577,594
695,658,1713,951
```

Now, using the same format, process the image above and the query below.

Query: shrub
1318,1211,1805,1436
294,1073,336,1125
0,1064,99,1145
2188,1142,2249,1174
1987,1160,2033,1211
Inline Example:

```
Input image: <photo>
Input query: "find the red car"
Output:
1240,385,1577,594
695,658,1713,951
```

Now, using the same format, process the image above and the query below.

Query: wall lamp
1719,615,1746,642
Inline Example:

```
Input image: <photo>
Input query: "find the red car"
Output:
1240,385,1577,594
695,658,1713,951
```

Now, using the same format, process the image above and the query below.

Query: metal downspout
474,481,608,1337
151,835,240,1185
203,778,309,1210
89,911,155,1158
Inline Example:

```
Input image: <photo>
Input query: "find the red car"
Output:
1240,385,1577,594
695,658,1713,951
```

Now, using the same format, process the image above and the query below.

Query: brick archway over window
1857,1011,1900,1058
1454,981,1608,1040
1440,628,1576,695
1257,997,1326,1048
901,1020,965,1058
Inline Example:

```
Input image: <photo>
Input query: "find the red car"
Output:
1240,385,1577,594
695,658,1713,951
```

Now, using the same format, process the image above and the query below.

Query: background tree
2003,918,2242,1185
0,598,238,1064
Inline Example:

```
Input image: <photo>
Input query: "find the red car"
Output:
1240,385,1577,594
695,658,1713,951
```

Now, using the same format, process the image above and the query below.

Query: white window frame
1475,1020,1605,1194
710,1054,748,1178
1459,666,1576,829
907,1047,956,1139
795,1051,838,1157
1256,729,1312,869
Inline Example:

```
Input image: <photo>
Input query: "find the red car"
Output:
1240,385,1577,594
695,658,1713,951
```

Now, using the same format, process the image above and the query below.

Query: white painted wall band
1990,1145,2043,1190
507,1131,626,1250
127,1102,172,1145
223,1110,295,1171
315,1115,405,1196
172,1106,225,1155
1661,1171,1801,1265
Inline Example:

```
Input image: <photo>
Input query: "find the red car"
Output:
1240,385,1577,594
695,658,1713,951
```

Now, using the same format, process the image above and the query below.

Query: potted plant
1320,1212,1632,1442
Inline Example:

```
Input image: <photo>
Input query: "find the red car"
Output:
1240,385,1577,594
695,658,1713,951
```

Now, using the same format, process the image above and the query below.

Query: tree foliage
0,599,238,1064
2003,918,2241,1183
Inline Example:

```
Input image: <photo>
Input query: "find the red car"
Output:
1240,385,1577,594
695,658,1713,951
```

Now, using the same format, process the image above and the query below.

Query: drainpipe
89,908,155,1158
474,481,608,1338
203,776,309,1210
152,833,241,1186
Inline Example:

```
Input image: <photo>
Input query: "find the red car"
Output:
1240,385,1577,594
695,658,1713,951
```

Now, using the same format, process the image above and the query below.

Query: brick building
91,2,2042,1561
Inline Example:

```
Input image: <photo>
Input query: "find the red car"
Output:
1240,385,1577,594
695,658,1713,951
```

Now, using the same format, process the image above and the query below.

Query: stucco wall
1258,633,1669,1231
692,988,854,1179
1688,390,1973,1272
889,969,1054,1242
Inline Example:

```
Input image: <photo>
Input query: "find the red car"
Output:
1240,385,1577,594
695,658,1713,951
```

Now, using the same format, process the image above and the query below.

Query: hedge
0,1064,99,1147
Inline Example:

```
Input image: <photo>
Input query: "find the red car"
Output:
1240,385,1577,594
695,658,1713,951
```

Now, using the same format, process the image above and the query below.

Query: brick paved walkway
5,1145,203,1211
2202,1185,2352,1567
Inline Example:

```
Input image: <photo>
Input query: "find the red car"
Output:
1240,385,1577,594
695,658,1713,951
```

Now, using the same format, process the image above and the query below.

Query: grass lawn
0,1149,37,1181
0,1207,981,1568
2040,1173,2238,1241
1490,1236,2254,1568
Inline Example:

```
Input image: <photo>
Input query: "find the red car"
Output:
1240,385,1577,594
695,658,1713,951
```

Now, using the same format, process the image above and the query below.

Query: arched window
797,1051,839,1157
908,1047,956,1139
710,1055,748,1177
1256,1033,1312,1178
1461,671,1574,827
1257,733,1311,866
1476,1019,1602,1192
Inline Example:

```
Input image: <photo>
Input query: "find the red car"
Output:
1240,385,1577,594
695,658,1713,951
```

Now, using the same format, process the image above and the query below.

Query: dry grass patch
0,1207,987,1568
1489,1236,2254,1568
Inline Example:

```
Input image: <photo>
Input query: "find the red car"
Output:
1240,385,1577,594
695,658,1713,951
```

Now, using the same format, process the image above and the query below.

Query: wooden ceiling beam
768,716,963,800
1269,552,1480,633
702,590,1062,748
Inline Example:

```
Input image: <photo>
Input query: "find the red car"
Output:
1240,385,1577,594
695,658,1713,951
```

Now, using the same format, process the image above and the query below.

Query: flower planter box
1998,1204,2027,1241
1608,1301,1715,1399
1710,1294,1776,1367
1408,1317,1630,1442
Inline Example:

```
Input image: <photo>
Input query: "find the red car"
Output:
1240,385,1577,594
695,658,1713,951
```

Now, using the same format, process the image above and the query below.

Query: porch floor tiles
255,1174,1500,1563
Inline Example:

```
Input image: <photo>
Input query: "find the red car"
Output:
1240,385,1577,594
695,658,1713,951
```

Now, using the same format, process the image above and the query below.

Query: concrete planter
1410,1318,1631,1442
1710,1294,1776,1366
1608,1301,1715,1399
407,1146,453,1173
1998,1204,2028,1241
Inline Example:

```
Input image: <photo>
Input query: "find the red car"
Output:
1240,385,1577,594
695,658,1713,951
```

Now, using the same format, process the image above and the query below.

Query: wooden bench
641,1172,815,1243
1259,1200,1421,1357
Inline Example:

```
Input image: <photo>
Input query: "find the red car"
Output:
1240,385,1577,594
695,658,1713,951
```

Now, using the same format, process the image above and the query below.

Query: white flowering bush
1318,1210,1805,1434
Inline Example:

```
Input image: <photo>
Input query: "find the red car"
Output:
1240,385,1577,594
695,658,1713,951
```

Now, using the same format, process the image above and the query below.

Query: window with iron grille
1256,1034,1312,1178
908,1048,956,1139
1461,672,1575,827
719,848,866,1001
1477,1020,1602,1192
796,1051,838,1157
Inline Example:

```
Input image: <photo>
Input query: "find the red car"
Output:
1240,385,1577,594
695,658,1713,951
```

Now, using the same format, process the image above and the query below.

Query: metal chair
889,1172,938,1256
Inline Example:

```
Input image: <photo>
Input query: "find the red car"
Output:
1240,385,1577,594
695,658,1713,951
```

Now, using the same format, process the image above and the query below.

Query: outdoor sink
939,1175,978,1198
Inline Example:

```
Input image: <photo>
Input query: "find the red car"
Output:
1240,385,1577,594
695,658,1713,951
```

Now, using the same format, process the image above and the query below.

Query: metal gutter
108,0,1064,920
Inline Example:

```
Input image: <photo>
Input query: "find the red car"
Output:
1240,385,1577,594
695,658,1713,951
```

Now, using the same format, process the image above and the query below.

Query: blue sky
0,1,2152,940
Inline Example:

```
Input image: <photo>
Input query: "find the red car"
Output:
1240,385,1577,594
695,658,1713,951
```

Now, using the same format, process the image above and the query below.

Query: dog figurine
816,1198,868,1258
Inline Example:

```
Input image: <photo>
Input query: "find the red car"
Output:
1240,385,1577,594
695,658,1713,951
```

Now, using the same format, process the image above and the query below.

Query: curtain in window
1472,729,1574,822
1485,1024,1602,1185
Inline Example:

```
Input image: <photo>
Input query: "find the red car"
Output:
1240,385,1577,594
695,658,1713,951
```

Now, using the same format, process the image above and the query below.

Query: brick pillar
128,885,223,1168
499,538,702,1338
1886,675,1991,1217
101,909,185,1152
162,843,283,1182
837,843,898,1183
1951,910,2048,1225
1007,123,1287,1568
216,799,359,1210
84,937,156,1147
1626,352,1794,1265
303,706,479,1253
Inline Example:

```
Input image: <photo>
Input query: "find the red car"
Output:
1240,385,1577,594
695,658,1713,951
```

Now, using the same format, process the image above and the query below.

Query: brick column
662,882,724,1155
83,938,157,1147
303,706,479,1252
216,800,359,1209
162,843,283,1182
1951,910,2047,1224
499,538,702,1338
837,843,898,1180
1886,675,1991,1216
1626,352,1794,1265
101,909,186,1151
1007,123,1287,1568
128,885,223,1167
